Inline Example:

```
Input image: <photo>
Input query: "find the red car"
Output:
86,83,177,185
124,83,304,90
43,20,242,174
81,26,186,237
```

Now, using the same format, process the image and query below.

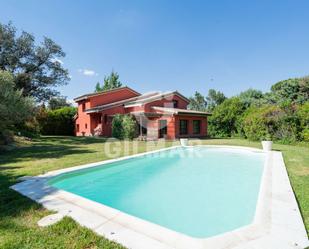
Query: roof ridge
74,86,140,101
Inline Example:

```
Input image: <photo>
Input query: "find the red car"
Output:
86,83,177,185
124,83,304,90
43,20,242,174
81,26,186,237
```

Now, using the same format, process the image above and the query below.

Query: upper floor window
179,120,188,135
82,103,86,112
76,124,80,132
172,100,178,108
193,120,201,134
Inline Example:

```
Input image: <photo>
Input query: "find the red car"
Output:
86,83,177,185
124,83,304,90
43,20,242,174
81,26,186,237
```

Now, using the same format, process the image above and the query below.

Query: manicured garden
0,136,308,249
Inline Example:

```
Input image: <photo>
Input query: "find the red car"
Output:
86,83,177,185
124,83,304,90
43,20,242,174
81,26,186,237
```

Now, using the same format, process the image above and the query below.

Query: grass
0,136,308,248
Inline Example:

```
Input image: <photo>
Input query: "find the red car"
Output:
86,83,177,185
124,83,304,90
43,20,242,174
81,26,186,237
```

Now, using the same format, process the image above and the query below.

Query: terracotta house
74,87,210,140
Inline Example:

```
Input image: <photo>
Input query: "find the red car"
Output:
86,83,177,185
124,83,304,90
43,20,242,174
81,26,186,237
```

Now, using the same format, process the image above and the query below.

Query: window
172,100,178,108
82,103,86,112
85,123,87,129
159,120,167,138
76,124,80,132
193,120,201,134
179,120,188,135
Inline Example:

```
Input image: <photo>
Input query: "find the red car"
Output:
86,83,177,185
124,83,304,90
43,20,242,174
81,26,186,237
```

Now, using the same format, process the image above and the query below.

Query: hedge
39,107,77,135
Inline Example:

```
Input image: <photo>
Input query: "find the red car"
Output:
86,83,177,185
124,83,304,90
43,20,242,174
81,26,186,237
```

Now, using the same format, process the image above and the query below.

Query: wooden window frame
193,120,201,134
179,119,188,135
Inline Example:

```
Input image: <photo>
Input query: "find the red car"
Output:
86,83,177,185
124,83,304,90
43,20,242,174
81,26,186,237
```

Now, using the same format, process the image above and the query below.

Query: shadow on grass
0,140,96,165
35,136,107,145
0,171,39,219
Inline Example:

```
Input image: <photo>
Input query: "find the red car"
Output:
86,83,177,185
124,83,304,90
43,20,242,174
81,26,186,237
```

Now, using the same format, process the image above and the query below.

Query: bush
243,105,300,142
112,114,124,139
112,114,137,140
208,97,246,137
39,107,77,135
122,115,137,139
297,102,309,141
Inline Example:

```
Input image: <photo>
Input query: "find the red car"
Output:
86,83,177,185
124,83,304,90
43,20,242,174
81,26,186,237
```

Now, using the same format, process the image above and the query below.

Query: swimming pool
49,147,265,238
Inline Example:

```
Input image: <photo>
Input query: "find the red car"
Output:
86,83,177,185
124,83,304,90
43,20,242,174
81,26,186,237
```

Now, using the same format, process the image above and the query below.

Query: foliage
242,105,300,142
238,88,264,107
270,77,309,105
48,96,71,110
95,71,122,92
122,115,137,139
111,114,137,139
206,89,226,111
39,107,77,135
208,97,246,137
111,114,124,139
0,22,69,102
0,70,34,144
188,91,207,111
297,102,309,141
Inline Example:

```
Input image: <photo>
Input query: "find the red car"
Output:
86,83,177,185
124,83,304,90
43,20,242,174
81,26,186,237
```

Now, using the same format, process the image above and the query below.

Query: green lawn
0,136,308,248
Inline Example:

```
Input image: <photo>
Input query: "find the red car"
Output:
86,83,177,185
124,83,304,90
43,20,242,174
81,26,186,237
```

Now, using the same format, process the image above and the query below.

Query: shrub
122,115,137,139
39,107,77,135
112,114,137,140
208,97,246,137
112,114,124,139
243,105,300,142
297,102,309,141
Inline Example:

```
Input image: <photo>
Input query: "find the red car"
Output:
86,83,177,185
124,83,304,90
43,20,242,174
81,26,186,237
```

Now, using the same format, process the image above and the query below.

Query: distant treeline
188,77,309,143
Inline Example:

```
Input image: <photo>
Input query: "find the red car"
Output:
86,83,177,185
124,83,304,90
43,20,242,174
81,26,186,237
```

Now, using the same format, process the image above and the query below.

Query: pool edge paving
11,145,309,249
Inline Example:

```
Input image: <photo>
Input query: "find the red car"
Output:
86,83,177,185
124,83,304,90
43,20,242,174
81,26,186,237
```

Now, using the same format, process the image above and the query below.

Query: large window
82,103,86,112
193,120,201,134
179,120,188,135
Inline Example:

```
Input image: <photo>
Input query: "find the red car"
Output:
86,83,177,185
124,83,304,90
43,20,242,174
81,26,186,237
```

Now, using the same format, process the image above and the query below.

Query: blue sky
1,0,309,100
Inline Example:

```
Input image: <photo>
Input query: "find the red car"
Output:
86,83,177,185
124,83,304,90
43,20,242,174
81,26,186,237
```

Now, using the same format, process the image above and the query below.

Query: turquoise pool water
49,147,265,238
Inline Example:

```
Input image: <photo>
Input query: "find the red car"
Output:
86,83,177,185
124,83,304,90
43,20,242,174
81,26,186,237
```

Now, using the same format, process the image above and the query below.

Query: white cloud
51,58,64,64
78,69,98,76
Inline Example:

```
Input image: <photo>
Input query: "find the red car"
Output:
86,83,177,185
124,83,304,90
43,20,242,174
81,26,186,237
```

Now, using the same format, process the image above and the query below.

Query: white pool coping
11,145,309,249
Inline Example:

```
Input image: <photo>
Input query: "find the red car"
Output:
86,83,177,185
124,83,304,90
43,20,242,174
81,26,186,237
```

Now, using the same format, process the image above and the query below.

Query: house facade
74,87,210,139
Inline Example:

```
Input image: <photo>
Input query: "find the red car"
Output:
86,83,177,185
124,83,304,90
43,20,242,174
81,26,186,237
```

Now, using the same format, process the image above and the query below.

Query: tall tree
0,70,34,143
95,71,122,92
270,77,309,104
238,88,264,107
0,22,69,102
206,89,226,111
48,96,71,110
188,91,207,111
95,82,102,92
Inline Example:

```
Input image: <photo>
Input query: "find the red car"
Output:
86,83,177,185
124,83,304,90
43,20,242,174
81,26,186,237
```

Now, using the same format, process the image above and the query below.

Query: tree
208,97,245,137
270,77,309,105
95,82,102,92
0,70,34,143
0,22,69,102
206,89,226,111
95,71,122,92
188,91,207,111
238,88,264,107
48,96,71,110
